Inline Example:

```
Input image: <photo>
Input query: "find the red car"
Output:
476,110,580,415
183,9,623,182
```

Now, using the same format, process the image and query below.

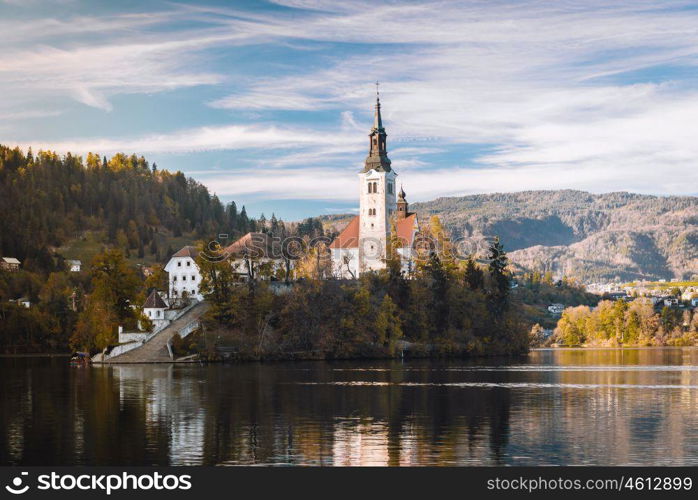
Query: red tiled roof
172,246,199,258
329,216,360,249
223,232,279,258
396,213,418,248
328,214,418,249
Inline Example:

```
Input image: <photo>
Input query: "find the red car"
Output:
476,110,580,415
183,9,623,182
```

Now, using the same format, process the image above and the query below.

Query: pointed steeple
362,82,391,173
373,91,383,131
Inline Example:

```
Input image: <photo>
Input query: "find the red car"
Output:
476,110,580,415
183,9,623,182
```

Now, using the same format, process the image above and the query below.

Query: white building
143,289,169,330
67,259,82,272
164,246,203,301
548,303,565,315
0,257,20,272
164,235,287,301
9,297,31,308
329,93,420,278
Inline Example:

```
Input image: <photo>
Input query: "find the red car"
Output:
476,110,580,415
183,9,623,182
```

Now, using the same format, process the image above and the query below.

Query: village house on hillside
164,245,203,301
0,257,21,272
67,259,82,272
329,92,420,278
164,232,288,302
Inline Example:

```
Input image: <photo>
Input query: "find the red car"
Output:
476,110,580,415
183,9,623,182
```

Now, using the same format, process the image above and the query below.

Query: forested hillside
0,145,255,271
411,190,698,282
0,145,334,353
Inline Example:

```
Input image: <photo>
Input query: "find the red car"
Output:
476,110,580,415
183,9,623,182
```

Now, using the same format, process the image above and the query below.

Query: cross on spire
373,81,383,131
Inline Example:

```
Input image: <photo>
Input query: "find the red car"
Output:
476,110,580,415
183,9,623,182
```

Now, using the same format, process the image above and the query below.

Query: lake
2,348,698,466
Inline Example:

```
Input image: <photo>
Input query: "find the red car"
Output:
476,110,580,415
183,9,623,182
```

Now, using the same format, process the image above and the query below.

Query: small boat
69,352,92,366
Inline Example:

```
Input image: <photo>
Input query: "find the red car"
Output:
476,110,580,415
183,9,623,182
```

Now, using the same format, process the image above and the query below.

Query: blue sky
2,0,698,220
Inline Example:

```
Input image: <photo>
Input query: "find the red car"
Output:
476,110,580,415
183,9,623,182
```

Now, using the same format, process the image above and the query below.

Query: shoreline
546,345,698,350
0,353,71,358
95,350,531,365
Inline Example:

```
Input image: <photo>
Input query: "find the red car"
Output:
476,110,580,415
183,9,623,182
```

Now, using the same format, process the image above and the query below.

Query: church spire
362,82,391,173
373,82,383,131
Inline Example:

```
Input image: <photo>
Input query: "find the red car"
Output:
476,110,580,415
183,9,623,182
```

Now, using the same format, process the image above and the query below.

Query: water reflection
1,348,698,465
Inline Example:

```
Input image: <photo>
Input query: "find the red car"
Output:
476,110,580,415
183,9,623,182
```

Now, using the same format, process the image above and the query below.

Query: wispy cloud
13,123,362,156
3,0,698,209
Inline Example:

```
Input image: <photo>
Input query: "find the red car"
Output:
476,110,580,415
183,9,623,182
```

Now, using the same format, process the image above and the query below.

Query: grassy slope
57,230,199,269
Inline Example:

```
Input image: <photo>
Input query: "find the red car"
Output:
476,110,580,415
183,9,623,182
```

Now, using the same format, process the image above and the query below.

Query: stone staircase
101,301,209,363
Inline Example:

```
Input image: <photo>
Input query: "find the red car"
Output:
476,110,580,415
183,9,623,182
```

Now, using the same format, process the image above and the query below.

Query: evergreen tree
149,237,158,256
487,236,510,313
226,201,238,235
239,206,249,234
422,253,449,337
463,256,484,290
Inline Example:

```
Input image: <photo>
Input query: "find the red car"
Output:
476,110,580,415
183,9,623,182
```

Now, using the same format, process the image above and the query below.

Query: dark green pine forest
0,145,255,269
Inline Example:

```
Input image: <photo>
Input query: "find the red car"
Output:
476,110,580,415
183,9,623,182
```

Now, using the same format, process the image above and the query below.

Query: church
330,92,420,278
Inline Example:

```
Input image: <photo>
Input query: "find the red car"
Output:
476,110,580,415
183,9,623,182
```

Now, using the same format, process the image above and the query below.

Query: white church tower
358,90,397,273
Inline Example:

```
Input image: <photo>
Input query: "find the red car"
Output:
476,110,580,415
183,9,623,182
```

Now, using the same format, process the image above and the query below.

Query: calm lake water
2,348,698,466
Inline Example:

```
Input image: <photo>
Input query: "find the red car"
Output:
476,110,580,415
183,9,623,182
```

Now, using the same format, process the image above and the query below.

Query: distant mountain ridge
324,190,698,282
413,190,698,281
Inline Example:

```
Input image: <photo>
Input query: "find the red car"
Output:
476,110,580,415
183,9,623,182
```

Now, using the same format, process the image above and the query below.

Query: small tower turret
397,185,408,219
